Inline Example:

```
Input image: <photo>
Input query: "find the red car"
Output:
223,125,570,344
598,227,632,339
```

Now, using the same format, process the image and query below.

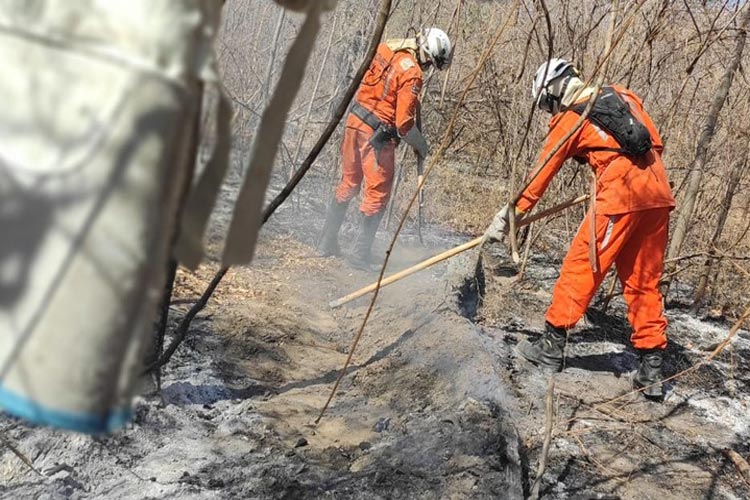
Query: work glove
403,126,430,159
481,203,523,246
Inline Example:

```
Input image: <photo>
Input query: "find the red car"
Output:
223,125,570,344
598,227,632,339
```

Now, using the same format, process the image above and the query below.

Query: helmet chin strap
418,47,432,69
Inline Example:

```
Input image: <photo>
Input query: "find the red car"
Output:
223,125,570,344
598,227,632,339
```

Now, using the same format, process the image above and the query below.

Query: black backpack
567,86,652,157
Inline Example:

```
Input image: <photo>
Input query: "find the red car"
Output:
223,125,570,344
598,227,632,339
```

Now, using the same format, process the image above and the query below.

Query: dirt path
2,174,750,499
0,198,525,498
186,216,527,498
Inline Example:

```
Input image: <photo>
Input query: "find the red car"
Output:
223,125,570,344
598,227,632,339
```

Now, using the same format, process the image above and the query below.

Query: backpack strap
566,87,626,155
565,86,652,157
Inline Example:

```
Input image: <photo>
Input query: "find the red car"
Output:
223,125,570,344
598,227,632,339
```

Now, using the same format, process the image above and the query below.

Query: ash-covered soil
473,244,750,500
2,168,749,499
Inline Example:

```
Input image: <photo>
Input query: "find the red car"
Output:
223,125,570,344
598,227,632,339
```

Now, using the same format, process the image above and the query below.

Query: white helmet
531,58,579,113
419,28,452,70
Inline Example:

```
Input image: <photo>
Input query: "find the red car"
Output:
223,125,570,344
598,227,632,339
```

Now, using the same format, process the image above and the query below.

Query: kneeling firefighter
483,59,676,398
318,28,452,269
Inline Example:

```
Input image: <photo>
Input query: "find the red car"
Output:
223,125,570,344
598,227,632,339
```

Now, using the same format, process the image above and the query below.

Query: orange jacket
517,85,676,216
347,43,423,136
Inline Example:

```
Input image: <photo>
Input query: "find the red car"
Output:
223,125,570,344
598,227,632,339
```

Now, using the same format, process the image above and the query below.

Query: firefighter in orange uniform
318,28,452,268
483,59,676,398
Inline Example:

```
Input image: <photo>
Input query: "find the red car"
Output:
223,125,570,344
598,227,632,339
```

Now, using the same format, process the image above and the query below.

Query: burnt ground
2,167,750,499
473,246,750,500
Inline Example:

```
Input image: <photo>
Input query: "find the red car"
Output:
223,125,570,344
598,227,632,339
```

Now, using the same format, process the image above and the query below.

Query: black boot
318,199,349,257
348,211,384,270
634,349,664,399
516,322,567,372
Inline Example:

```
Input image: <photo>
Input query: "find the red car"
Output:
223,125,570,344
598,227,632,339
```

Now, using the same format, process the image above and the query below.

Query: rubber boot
515,322,567,372
348,211,384,270
633,349,664,399
318,199,349,257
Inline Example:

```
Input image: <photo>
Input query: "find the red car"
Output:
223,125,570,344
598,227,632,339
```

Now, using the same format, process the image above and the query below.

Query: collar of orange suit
385,38,419,56
560,77,597,109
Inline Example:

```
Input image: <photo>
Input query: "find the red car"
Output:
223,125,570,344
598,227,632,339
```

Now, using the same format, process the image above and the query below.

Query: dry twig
147,0,393,371
0,432,44,478
529,377,555,500
590,302,750,415
316,2,522,424
726,448,750,485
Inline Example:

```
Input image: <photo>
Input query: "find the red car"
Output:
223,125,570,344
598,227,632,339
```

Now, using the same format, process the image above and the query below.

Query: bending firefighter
483,59,676,398
318,28,452,268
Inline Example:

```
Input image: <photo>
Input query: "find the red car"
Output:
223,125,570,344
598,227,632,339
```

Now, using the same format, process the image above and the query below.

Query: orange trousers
334,126,396,216
546,207,671,350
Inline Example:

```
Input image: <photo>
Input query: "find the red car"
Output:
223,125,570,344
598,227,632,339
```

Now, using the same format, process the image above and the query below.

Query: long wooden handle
330,237,482,308
329,194,589,309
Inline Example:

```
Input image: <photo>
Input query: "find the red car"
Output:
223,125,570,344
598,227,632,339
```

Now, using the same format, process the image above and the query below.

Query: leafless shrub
216,0,750,317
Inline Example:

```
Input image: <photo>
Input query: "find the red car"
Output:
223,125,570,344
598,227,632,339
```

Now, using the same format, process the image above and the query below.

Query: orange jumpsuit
517,85,676,350
334,44,423,216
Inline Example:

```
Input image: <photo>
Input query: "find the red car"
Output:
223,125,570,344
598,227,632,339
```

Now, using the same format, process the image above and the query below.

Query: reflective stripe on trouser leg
615,208,670,350
359,137,395,216
335,127,365,203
